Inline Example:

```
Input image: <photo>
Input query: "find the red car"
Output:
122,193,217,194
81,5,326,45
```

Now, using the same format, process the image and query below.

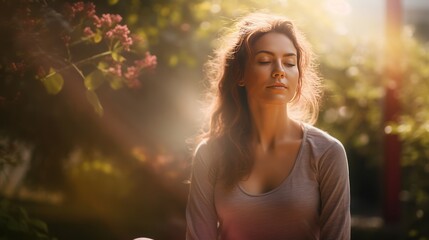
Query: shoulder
302,124,349,181
193,138,218,162
303,124,346,160
192,139,219,179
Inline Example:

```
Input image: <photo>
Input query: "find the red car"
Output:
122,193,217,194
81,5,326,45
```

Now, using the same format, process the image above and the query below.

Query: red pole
383,0,402,224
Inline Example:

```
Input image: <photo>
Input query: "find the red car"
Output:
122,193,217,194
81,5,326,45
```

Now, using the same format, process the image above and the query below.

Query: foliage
0,141,20,172
388,29,429,239
0,140,55,240
0,198,57,240
313,15,429,240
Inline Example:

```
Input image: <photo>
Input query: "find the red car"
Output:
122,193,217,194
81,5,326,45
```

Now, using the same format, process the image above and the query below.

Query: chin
262,99,289,106
262,95,292,105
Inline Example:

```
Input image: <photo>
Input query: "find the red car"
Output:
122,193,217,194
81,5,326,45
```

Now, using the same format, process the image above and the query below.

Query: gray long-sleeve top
186,124,351,240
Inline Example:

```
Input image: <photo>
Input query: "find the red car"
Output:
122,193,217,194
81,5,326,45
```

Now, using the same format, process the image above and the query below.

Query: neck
248,102,295,152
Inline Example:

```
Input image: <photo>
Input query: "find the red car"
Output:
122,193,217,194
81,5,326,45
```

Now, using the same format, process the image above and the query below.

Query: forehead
251,32,297,55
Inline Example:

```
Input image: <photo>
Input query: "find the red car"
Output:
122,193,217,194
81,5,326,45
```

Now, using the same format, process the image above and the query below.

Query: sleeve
318,141,351,240
186,143,219,240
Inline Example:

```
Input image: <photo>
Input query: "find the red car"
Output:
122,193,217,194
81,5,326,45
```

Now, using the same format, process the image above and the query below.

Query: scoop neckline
237,123,308,197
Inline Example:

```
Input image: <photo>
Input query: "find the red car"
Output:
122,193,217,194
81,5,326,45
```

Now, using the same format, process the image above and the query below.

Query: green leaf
93,29,103,43
84,70,105,91
86,90,103,116
108,0,119,5
107,76,123,90
97,61,109,71
111,51,125,62
28,219,48,233
40,68,64,95
18,207,29,220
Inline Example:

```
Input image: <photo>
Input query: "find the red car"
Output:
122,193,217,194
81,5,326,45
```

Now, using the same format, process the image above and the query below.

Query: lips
267,82,287,89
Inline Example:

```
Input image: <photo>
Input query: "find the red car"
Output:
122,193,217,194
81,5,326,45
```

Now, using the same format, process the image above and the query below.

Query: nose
272,61,285,79
272,70,285,79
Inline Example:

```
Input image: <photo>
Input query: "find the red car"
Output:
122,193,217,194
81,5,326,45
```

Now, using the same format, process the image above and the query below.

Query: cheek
247,65,265,76
244,66,267,84
288,68,300,82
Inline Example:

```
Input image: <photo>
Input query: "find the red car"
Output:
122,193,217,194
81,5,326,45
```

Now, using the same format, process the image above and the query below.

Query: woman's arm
186,143,218,240
318,141,351,240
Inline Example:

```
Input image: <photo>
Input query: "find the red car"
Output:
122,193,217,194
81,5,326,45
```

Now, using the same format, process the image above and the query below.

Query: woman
186,13,350,240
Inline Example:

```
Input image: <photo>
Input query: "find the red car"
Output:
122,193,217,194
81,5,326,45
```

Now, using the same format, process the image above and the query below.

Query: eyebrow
254,50,297,57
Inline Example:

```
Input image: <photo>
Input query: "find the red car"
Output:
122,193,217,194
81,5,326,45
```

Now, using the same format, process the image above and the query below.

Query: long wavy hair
201,12,322,187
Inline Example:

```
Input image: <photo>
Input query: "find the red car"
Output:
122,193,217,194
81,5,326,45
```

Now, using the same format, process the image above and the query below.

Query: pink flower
139,52,157,69
9,62,25,72
85,3,96,18
64,2,84,19
72,2,85,13
64,2,97,21
94,14,122,28
122,52,157,89
105,25,133,51
124,66,138,80
83,27,94,37
124,66,143,89
107,63,122,77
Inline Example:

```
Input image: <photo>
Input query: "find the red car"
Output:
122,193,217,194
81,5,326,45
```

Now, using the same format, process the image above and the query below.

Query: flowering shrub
1,1,156,115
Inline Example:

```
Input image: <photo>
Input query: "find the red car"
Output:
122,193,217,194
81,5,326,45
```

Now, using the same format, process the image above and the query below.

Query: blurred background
0,0,428,239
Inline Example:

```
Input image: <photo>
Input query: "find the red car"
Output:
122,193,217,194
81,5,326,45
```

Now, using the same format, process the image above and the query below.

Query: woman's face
242,32,299,106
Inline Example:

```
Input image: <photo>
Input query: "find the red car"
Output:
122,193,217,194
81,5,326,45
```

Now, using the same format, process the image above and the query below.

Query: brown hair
201,12,322,187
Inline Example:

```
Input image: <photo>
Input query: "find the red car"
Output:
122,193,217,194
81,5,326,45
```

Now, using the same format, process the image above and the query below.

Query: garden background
1,0,428,239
